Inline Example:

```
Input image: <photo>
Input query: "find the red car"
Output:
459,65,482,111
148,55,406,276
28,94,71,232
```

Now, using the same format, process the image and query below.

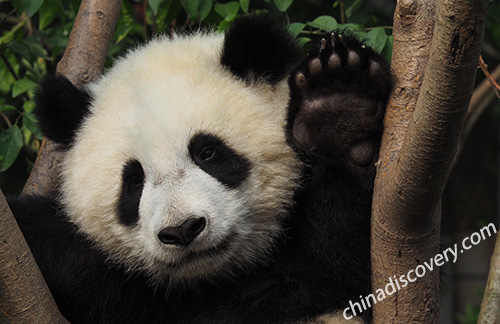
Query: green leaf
39,0,61,30
365,27,387,53
308,16,338,31
50,0,64,12
7,41,31,60
23,100,36,114
12,79,38,98
20,0,44,17
338,23,363,32
115,1,135,44
149,0,164,15
46,34,69,48
274,0,292,12
22,36,47,59
380,35,393,64
217,19,232,33
0,105,17,113
288,22,305,38
344,0,364,18
181,0,200,18
296,37,311,48
10,0,24,14
214,2,240,21
0,20,26,46
163,0,182,29
240,0,249,13
199,0,213,21
23,113,43,140
0,125,23,172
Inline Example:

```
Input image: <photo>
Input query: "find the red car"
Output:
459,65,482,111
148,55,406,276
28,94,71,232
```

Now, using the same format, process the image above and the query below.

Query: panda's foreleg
285,33,392,323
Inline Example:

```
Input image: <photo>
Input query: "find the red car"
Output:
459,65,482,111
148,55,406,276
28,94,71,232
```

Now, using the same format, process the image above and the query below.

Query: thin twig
340,1,346,24
479,55,500,99
0,112,12,128
0,9,17,26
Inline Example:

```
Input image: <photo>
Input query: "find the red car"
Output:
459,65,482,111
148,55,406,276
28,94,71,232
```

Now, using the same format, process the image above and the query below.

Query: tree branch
371,0,490,323
0,190,69,324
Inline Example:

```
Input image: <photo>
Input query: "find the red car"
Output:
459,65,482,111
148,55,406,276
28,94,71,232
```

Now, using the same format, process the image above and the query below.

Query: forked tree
0,0,495,323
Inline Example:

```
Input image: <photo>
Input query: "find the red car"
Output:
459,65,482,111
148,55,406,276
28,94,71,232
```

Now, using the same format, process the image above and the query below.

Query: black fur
9,16,392,324
221,14,301,84
118,160,145,226
188,133,251,189
34,75,92,148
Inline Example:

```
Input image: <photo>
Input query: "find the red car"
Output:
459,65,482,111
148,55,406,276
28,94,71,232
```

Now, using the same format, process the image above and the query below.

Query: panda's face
58,33,301,283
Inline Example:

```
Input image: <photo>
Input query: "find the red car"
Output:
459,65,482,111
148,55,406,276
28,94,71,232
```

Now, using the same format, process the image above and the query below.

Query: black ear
221,14,302,84
34,74,92,148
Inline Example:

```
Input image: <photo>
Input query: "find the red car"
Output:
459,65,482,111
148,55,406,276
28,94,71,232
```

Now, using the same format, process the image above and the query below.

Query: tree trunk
0,190,69,324
0,0,122,322
371,0,491,323
22,0,123,196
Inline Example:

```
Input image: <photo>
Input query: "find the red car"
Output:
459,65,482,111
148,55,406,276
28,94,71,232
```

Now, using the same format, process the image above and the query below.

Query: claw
295,72,309,92
319,38,327,53
330,33,336,47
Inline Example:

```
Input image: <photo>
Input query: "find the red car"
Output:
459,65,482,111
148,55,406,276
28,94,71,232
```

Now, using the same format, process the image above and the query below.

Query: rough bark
22,0,123,196
0,0,122,322
0,190,69,324
371,0,490,323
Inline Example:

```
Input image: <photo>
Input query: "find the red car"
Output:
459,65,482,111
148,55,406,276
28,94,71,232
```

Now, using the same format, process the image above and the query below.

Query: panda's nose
158,217,206,246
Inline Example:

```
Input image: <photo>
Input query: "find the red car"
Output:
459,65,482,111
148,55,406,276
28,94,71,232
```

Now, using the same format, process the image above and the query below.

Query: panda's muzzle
158,217,206,246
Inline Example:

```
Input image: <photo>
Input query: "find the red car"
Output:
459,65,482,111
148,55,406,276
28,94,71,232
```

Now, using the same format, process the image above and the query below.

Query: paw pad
289,32,391,167
349,141,376,167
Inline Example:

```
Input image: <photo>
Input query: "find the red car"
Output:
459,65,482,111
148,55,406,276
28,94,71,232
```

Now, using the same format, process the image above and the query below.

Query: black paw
288,32,391,167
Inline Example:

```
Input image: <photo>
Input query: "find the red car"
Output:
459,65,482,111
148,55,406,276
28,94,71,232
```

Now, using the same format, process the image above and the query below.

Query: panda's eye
128,176,144,187
122,160,145,191
119,159,144,226
200,147,216,161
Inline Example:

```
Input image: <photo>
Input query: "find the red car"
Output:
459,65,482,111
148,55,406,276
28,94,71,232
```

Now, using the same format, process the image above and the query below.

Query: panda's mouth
162,232,237,268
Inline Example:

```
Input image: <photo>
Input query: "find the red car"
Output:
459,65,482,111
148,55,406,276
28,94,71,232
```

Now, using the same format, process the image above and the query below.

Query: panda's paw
290,32,391,167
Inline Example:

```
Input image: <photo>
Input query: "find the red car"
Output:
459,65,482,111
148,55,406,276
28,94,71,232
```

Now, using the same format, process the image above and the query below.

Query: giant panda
8,14,391,324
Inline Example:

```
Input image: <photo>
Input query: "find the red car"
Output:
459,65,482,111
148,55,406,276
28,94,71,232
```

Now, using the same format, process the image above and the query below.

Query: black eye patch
188,133,251,189
118,159,145,226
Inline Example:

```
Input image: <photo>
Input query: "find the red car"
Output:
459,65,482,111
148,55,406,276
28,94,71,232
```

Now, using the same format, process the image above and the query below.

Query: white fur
59,32,301,283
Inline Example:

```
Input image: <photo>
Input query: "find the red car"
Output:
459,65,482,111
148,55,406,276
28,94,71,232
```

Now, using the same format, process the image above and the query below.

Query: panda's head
35,15,303,284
